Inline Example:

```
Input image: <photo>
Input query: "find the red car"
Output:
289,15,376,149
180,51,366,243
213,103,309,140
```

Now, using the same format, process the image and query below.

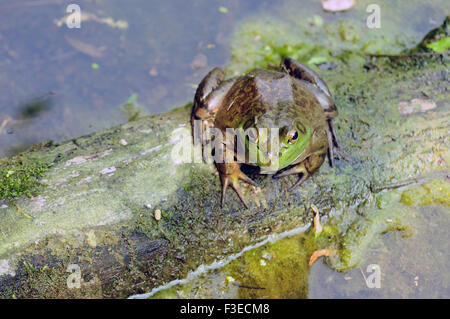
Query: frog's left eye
287,130,299,144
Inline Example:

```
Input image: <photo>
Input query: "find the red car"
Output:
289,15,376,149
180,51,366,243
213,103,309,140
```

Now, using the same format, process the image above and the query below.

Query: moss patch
400,179,450,206
0,156,50,201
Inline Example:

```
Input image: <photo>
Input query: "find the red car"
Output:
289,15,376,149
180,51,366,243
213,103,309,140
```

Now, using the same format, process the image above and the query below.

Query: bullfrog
192,57,341,208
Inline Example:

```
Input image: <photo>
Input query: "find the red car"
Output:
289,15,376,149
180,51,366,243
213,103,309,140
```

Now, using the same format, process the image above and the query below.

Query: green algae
0,155,50,201
146,179,449,299
400,179,450,206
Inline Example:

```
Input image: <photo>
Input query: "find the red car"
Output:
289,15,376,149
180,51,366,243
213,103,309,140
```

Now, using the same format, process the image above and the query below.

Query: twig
232,283,265,290
359,266,368,286
366,51,449,59
373,171,449,193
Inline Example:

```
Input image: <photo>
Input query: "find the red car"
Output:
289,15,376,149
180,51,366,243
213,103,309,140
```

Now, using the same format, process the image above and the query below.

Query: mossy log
0,59,448,298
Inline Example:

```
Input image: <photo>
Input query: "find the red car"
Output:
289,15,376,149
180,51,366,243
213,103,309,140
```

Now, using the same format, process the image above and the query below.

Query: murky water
0,0,273,157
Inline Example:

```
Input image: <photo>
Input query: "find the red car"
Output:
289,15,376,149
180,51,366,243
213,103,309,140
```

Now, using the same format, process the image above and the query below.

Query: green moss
400,180,450,206
224,236,311,298
0,156,50,201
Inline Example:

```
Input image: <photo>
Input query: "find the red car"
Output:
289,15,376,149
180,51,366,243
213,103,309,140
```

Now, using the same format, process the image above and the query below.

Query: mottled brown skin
192,57,340,208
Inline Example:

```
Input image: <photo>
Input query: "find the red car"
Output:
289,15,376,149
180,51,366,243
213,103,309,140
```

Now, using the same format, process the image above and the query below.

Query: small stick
232,283,265,290
366,51,449,59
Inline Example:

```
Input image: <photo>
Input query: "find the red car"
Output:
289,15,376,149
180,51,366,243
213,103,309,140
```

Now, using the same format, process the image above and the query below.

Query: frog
192,57,341,208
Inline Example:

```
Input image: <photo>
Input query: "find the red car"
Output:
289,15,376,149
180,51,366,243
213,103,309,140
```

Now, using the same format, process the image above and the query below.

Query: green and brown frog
192,57,342,208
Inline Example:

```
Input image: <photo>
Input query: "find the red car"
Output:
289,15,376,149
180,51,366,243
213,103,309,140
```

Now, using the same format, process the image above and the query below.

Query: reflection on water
0,0,271,156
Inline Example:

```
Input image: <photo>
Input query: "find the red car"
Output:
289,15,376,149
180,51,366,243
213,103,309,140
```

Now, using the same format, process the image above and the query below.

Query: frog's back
214,68,326,129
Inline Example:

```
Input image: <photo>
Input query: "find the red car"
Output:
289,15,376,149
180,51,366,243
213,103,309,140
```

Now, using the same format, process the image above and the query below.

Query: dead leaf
65,36,104,58
309,249,334,266
322,0,356,12
311,204,323,233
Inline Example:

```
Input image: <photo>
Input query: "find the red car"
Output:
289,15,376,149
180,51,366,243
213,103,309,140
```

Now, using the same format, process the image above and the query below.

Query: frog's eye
287,130,299,144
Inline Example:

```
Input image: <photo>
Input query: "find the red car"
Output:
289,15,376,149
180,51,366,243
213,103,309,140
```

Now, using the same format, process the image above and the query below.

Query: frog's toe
333,146,352,162
327,129,335,167
273,162,312,191
219,166,258,208
273,164,305,178
288,172,310,192
220,175,250,209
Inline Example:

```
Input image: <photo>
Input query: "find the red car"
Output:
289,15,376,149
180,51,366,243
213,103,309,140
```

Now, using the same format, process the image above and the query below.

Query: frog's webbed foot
274,154,326,191
274,162,311,191
216,162,257,209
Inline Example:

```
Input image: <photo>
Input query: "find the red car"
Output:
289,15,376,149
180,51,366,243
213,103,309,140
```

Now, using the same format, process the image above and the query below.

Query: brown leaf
309,249,334,266
311,204,323,233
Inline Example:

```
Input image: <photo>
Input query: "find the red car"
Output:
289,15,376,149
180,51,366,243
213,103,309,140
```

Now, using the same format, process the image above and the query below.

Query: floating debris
55,12,128,30
149,67,158,77
219,6,229,14
190,53,207,70
0,116,25,134
65,36,105,58
322,0,356,12
154,209,161,221
120,139,128,146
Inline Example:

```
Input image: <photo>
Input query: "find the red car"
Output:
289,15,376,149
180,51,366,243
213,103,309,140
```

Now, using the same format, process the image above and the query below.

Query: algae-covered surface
0,0,449,298
145,180,449,299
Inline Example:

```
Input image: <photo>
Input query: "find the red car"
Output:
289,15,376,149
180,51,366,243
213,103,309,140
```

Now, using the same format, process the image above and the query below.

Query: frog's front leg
216,162,258,209
214,142,257,208
274,153,326,191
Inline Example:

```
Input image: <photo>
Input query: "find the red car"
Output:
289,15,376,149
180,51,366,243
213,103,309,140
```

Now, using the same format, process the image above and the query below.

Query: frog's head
238,116,311,173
